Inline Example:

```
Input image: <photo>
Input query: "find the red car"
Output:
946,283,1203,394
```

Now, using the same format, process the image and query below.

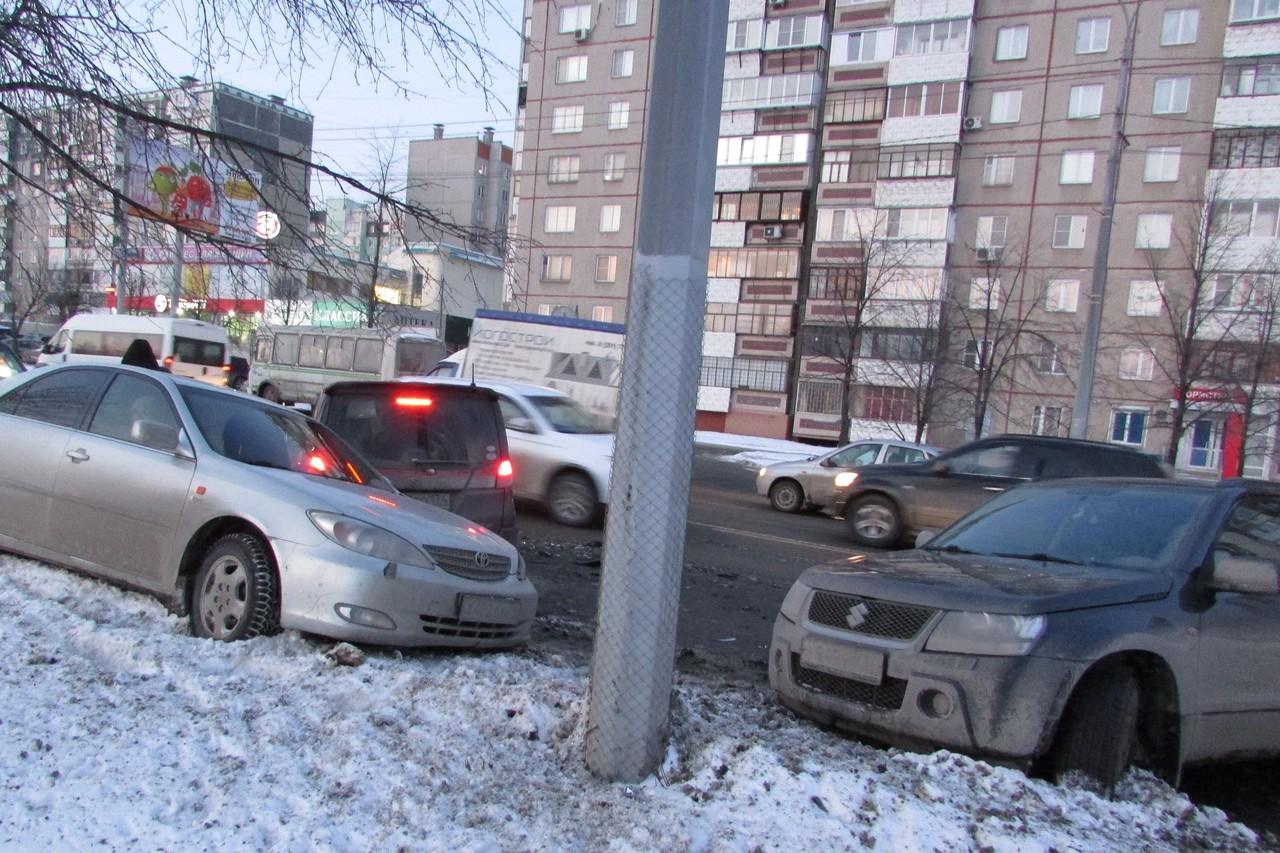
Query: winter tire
191,533,280,642
1051,667,1140,795
547,471,600,527
846,494,901,548
769,479,805,513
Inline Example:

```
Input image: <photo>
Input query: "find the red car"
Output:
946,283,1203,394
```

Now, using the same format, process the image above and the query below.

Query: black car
312,381,518,543
828,435,1168,548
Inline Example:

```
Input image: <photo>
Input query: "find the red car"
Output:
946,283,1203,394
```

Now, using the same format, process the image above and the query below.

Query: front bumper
272,538,537,649
769,610,1083,764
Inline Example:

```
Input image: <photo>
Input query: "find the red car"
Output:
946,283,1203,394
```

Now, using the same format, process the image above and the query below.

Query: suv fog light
335,603,396,631
918,688,953,719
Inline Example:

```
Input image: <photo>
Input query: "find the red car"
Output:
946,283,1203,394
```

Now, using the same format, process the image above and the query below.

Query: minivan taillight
497,458,514,484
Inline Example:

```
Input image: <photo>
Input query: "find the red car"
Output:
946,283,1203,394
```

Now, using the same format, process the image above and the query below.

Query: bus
36,315,230,386
249,325,446,405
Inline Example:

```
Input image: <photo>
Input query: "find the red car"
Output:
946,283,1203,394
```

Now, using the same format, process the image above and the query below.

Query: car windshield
528,394,609,434
179,386,387,488
0,345,21,379
926,485,1214,571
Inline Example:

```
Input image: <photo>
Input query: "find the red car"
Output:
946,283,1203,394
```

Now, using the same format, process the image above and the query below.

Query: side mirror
931,459,950,475
1209,555,1280,595
507,416,536,434
914,529,937,548
818,457,834,468
41,342,56,354
131,419,181,452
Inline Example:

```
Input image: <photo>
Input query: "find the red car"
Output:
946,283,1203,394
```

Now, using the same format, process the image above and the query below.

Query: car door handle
65,448,90,464
983,486,1005,492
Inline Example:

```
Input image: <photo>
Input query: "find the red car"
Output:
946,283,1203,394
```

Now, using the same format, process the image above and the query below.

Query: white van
37,315,230,387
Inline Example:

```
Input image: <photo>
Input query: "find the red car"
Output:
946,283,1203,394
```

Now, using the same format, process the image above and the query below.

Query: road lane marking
687,520,855,556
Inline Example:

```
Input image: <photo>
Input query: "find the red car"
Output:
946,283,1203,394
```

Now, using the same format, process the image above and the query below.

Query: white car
755,439,939,513
419,379,613,526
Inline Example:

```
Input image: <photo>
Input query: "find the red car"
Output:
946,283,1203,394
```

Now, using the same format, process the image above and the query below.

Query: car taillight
221,364,231,373
163,356,174,368
497,458,514,483
395,395,434,408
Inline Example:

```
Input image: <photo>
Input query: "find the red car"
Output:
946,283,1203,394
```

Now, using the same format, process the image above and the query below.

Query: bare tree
873,295,953,443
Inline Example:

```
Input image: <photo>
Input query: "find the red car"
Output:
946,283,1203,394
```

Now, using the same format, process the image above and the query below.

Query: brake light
395,395,434,408
221,364,231,373
305,453,329,473
163,356,174,367
497,458,514,483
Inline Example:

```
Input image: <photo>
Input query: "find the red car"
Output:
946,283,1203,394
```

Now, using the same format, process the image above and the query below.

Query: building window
608,101,630,130
707,248,801,279
604,152,626,181
1059,149,1096,184
612,49,634,78
714,191,804,222
722,74,818,111
1136,213,1173,249
556,55,588,83
595,255,618,283
547,155,580,183
894,19,969,56
1214,200,1280,238
995,25,1029,61
1052,215,1087,249
1119,347,1155,381
592,305,614,322
616,0,637,26
1068,84,1103,119
699,356,788,392
1144,146,1181,182
861,386,916,422
989,89,1022,124
1153,77,1190,114
768,15,821,49
599,204,622,233
726,19,763,52
822,150,853,183
860,329,931,360
1162,9,1199,45
797,380,842,415
559,4,591,33
843,27,894,64
1030,339,1066,375
543,205,576,233
1032,405,1066,437
877,144,957,179
1046,279,1080,313
1232,0,1280,24
885,208,949,240
1222,58,1280,97
551,105,584,134
1127,280,1163,316
541,254,573,282
537,304,575,317
964,339,992,370
1111,410,1148,445
825,88,887,123
808,268,862,300
975,215,1008,249
969,277,1001,310
1212,129,1280,169
716,133,813,167
982,154,1014,186
1076,17,1110,54
887,82,964,118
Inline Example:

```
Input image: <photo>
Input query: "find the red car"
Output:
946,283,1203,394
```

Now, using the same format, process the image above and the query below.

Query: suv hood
799,549,1171,615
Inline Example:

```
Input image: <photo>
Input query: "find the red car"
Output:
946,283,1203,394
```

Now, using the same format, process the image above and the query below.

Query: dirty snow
0,554,1260,852
694,431,820,470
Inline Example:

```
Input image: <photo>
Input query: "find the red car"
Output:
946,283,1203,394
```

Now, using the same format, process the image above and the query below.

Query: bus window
298,335,326,368
254,336,272,363
272,334,299,365
396,340,437,375
353,338,382,373
325,337,357,371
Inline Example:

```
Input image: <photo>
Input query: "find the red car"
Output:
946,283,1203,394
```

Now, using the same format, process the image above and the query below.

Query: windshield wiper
931,544,979,555
991,551,1082,566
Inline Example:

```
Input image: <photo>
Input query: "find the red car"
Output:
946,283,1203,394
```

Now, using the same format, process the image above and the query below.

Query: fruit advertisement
125,138,262,242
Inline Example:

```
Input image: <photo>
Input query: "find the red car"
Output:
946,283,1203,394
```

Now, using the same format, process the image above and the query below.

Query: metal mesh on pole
584,0,728,782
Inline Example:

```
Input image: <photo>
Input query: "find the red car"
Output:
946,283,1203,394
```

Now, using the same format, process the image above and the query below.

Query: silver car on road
0,364,537,647
756,439,938,513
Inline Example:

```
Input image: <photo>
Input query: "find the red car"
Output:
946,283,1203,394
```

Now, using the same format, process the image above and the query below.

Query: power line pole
1071,5,1137,438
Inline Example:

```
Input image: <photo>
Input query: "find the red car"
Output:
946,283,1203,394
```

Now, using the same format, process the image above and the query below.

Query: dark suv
313,381,518,543
829,435,1168,548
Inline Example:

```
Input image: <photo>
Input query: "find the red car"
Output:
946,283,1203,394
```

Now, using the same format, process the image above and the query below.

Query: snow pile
0,555,1259,851
695,431,819,469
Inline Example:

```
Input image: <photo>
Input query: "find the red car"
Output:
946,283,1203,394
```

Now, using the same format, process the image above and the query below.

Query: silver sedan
0,364,537,647
755,439,939,513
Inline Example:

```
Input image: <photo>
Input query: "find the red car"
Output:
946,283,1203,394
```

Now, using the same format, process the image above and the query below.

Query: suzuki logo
846,601,871,629
474,552,491,569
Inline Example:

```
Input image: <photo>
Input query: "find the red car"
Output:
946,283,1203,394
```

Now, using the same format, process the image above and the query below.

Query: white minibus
36,315,230,386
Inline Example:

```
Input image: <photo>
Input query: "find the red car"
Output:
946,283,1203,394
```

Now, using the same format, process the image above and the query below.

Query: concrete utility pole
583,0,728,782
1071,5,1137,439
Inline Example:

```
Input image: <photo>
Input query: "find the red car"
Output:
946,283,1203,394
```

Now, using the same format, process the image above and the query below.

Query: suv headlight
779,582,811,622
834,471,859,488
308,511,435,569
925,611,1046,656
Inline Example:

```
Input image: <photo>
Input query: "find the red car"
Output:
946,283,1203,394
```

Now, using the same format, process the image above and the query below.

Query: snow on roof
0,554,1256,850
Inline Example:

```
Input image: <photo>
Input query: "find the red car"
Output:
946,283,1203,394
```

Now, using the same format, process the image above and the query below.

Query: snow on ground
694,431,822,470
0,554,1259,852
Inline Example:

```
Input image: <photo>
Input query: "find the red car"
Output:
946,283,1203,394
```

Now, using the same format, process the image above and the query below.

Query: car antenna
469,356,476,388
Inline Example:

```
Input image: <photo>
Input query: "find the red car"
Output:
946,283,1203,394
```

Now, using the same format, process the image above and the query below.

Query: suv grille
420,614,523,641
793,655,907,711
808,591,937,641
423,545,511,582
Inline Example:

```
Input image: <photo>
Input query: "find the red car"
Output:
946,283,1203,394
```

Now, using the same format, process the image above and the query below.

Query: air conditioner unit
976,246,1002,262
574,26,591,41
963,116,983,131
762,225,784,240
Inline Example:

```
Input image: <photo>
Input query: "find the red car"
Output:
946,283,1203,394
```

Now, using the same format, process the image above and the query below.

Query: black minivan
313,381,518,543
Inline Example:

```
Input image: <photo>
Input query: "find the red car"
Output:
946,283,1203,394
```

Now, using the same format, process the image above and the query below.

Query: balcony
893,0,974,24
1214,94,1280,128
1224,19,1280,58
886,52,969,86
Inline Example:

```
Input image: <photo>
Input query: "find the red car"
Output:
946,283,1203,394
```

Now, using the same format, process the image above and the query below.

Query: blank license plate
800,637,885,685
458,595,523,625
419,492,452,510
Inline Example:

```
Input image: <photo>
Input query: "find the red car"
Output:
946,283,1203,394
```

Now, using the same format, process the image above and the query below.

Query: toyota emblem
474,552,491,569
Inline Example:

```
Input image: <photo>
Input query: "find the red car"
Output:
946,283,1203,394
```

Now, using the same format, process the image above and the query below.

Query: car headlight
925,611,1046,656
308,511,435,569
779,582,811,622
757,466,769,479
834,471,859,488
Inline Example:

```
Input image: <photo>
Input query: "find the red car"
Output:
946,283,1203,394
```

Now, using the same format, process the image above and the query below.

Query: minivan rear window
323,388,503,470
173,336,226,367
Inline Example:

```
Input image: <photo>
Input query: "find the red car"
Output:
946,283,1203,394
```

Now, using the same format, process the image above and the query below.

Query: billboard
125,138,262,242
